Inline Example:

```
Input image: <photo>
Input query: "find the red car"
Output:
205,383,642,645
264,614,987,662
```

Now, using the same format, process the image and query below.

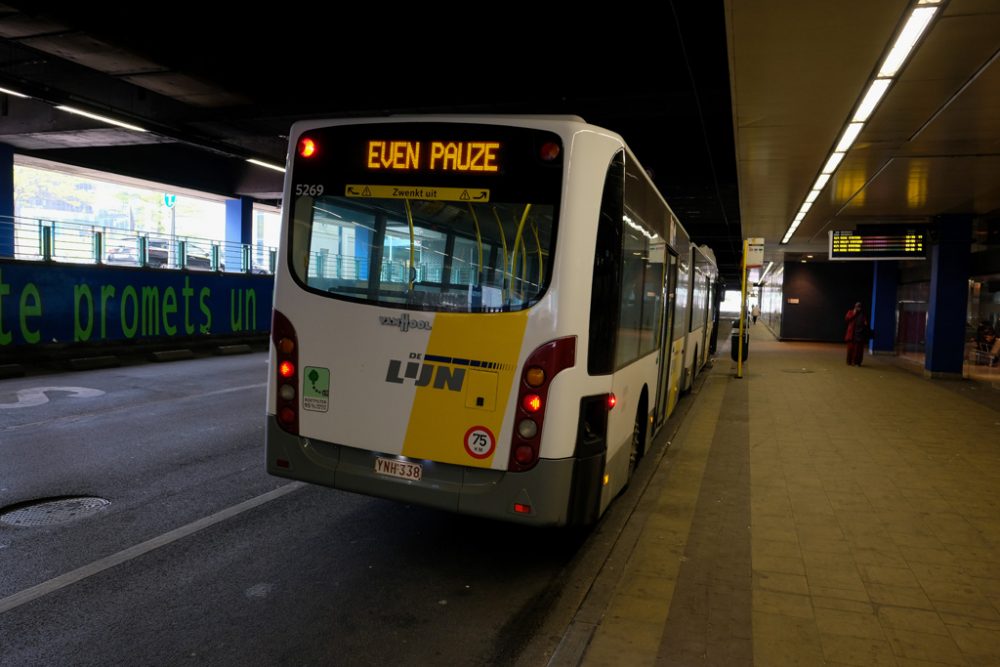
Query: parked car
105,239,223,270
105,244,140,265
147,239,170,267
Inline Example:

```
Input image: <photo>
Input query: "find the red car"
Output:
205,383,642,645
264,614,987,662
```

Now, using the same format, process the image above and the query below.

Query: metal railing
0,215,277,274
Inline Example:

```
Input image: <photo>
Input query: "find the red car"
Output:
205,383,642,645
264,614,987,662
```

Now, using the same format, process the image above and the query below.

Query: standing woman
844,302,869,366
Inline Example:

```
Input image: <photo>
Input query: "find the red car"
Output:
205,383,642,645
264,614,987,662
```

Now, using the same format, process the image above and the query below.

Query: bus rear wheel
626,395,648,485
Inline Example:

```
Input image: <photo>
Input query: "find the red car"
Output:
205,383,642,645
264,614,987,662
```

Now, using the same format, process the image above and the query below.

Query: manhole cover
782,368,815,374
0,496,110,527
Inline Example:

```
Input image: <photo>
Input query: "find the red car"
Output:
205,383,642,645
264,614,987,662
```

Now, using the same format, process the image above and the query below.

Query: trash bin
731,329,749,361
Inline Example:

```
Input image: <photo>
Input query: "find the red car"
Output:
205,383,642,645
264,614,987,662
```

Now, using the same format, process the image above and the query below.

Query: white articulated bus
266,116,719,525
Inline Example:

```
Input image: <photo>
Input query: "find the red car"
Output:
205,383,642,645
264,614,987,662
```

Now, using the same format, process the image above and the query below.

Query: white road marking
0,386,106,409
0,382,266,433
0,481,305,615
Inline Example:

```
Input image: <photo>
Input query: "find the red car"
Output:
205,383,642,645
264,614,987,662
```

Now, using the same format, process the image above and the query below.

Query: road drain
0,496,110,527
782,368,815,373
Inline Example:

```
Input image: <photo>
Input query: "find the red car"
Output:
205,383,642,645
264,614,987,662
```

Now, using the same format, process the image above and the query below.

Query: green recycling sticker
302,367,330,412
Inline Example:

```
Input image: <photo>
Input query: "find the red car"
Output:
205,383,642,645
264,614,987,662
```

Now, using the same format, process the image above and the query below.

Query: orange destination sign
366,140,501,173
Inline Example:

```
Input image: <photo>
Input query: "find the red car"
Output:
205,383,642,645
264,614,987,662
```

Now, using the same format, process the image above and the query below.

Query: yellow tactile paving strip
577,325,1000,666
582,360,732,665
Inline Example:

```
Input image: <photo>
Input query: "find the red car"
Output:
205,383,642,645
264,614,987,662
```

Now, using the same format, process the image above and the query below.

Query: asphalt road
0,354,594,666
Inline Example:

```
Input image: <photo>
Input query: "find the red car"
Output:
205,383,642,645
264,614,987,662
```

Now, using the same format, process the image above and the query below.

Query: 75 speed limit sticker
464,426,496,459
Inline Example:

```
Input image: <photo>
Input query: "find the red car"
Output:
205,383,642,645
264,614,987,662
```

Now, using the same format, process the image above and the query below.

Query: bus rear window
287,123,562,313
291,196,554,312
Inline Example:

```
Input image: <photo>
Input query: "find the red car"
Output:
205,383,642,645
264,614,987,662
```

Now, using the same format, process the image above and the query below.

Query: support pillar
0,144,14,258
925,216,971,379
870,261,898,354
225,197,253,272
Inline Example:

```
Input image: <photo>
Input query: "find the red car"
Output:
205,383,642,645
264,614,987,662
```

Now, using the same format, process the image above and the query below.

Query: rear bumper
265,416,591,526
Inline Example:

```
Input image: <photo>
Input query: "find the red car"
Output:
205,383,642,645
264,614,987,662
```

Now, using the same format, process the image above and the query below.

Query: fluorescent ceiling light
247,158,286,173
56,105,148,132
835,122,865,152
799,202,813,215
806,190,820,203
853,79,892,122
782,226,797,244
0,86,28,98
821,152,846,174
813,173,832,191
759,261,774,282
879,7,939,77
794,212,805,222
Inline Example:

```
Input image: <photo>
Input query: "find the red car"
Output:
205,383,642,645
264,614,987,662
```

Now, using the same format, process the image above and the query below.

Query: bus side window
588,151,624,376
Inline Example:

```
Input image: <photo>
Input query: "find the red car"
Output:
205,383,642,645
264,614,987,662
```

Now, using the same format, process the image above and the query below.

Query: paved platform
562,324,1000,666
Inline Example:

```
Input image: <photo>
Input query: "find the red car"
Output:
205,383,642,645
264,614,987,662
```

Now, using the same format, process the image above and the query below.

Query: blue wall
925,216,972,375
0,262,272,349
870,261,898,353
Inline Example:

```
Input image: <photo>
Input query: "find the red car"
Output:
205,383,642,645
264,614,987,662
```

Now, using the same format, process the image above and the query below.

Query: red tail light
272,309,299,434
539,142,560,162
522,394,542,412
607,393,617,410
508,337,576,472
299,137,317,158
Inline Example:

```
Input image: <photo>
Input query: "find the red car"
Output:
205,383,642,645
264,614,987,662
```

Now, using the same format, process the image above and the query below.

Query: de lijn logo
378,313,431,333
385,353,465,392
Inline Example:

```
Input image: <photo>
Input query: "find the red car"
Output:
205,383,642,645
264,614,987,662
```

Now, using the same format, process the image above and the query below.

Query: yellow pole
491,207,509,302
467,204,483,279
510,204,532,299
403,198,416,290
737,238,748,379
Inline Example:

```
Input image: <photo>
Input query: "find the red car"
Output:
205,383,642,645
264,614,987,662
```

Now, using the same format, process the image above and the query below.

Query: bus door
655,250,679,429
699,271,711,366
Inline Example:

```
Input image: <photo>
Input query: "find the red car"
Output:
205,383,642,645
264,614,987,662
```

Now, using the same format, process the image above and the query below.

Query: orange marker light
279,361,295,378
299,137,316,158
525,367,545,387
523,394,542,413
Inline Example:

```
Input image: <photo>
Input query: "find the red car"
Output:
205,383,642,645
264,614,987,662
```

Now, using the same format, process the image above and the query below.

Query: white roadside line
1,382,267,432
0,481,306,615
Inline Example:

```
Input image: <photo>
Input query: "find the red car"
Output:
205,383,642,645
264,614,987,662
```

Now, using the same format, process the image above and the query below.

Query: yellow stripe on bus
401,311,528,467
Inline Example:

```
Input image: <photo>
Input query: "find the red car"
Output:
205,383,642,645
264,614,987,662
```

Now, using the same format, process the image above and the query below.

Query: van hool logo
378,313,432,332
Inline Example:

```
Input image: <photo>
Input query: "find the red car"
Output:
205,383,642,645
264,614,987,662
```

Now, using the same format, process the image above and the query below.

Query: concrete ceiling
0,3,745,280
11,2,993,285
727,0,1000,270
